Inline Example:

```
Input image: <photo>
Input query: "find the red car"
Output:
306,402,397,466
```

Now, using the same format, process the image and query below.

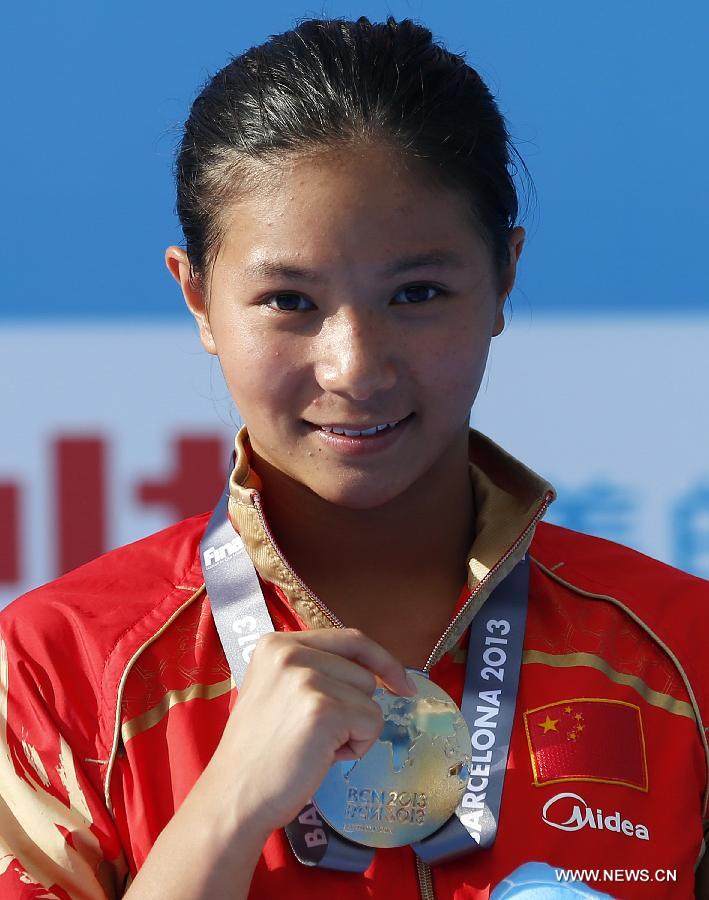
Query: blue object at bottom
491,863,613,898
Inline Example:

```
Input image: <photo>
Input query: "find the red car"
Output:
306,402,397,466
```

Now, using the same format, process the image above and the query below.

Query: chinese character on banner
0,434,228,598
545,480,637,547
673,483,709,579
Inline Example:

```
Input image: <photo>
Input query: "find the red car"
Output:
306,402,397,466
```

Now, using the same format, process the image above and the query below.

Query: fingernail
405,673,417,694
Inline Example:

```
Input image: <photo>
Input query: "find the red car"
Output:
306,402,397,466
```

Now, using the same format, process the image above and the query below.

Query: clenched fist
204,627,417,841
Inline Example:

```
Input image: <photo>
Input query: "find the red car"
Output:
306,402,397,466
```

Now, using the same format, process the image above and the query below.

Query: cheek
216,330,302,419
418,328,491,404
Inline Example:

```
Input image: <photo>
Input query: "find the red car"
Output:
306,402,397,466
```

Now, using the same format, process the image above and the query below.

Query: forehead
214,143,491,276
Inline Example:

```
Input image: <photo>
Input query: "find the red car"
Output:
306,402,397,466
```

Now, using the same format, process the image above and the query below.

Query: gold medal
313,671,472,848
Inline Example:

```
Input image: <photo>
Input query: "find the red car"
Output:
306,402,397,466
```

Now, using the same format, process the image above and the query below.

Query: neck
252,436,475,617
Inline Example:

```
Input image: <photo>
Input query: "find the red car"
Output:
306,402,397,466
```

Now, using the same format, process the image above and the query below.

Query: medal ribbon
201,474,528,869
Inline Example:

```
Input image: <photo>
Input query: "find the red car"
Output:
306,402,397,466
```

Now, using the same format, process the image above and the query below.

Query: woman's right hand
202,627,417,842
125,627,415,900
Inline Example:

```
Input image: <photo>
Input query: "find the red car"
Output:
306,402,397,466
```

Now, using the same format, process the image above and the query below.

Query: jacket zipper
423,491,554,672
416,854,437,900
411,492,553,897
253,489,553,900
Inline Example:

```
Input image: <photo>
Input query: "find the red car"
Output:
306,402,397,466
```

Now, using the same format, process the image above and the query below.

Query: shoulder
530,520,707,608
0,512,209,755
1,510,209,636
529,519,709,717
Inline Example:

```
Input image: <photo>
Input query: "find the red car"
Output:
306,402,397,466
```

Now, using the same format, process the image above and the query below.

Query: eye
264,293,316,312
392,284,445,304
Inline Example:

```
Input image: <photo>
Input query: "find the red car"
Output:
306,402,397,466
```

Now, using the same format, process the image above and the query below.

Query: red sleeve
0,614,128,898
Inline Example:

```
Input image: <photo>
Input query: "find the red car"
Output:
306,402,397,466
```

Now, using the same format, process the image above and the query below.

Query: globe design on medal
314,672,472,848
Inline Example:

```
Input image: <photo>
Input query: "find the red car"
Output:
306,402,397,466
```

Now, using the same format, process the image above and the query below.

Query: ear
165,246,217,355
493,226,526,336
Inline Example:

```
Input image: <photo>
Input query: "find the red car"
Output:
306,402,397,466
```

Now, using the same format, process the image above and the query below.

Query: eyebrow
243,249,466,281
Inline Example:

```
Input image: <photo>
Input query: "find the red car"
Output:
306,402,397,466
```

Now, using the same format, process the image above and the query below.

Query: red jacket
0,429,707,899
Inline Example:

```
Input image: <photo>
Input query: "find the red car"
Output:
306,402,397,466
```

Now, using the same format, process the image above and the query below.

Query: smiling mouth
305,413,414,437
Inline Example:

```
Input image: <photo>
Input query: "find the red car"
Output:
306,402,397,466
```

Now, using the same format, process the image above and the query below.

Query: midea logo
542,792,650,841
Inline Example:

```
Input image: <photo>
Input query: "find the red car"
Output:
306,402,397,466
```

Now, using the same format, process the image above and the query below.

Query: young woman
1,16,707,900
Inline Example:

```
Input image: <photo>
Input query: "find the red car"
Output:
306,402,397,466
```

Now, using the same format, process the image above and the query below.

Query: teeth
320,419,402,437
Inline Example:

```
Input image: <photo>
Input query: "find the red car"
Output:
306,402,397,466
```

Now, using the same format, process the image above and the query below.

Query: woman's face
168,143,523,509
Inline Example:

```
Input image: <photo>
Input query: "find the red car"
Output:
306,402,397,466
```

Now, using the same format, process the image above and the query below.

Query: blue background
2,0,708,320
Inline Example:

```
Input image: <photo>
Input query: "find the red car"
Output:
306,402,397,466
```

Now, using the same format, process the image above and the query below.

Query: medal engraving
314,672,472,848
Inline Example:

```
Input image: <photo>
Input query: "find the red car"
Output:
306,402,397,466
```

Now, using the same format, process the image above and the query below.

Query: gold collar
227,426,555,662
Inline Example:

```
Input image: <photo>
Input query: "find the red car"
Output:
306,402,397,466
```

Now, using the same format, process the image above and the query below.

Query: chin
312,478,410,511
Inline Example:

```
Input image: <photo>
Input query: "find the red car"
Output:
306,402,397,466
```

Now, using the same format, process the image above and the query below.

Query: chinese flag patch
524,698,648,791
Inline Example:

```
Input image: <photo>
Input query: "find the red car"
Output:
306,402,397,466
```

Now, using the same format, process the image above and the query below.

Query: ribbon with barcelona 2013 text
201,473,528,869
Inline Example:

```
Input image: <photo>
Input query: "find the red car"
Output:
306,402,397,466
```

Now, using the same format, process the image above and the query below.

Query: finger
334,737,378,761
334,705,385,761
280,644,379,696
326,691,384,761
250,634,378,696
283,628,416,697
314,674,386,725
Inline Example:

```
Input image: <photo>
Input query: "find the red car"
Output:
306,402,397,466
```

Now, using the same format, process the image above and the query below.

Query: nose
314,307,398,402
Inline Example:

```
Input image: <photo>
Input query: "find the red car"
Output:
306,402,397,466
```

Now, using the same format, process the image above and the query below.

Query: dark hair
175,15,530,291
